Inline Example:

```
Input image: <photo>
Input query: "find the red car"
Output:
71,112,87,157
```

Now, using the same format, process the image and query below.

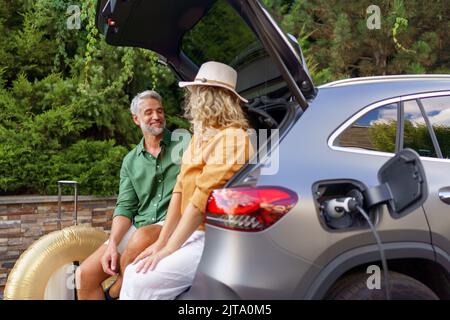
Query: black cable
356,205,391,300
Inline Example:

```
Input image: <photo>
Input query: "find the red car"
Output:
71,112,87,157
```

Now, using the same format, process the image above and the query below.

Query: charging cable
323,197,391,299
355,205,391,300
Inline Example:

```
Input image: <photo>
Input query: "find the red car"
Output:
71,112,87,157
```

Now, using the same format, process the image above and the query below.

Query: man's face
133,98,166,136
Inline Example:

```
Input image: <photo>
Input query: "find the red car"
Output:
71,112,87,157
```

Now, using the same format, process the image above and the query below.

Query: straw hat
179,61,248,103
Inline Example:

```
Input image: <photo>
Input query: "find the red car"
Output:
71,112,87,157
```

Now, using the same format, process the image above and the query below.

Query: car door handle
439,187,450,205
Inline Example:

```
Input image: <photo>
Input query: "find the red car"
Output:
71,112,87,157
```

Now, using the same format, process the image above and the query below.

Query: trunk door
96,0,316,108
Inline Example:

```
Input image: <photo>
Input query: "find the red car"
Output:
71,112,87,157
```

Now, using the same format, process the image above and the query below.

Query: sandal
104,285,119,300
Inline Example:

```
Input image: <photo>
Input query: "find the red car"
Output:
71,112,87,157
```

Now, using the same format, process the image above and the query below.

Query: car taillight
206,186,298,232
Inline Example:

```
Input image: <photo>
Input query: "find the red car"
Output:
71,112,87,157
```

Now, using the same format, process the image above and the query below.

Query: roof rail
319,74,450,88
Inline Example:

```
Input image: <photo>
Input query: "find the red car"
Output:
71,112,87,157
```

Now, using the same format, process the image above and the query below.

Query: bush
0,0,186,196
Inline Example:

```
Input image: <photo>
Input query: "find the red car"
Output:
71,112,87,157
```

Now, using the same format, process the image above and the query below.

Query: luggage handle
57,180,79,229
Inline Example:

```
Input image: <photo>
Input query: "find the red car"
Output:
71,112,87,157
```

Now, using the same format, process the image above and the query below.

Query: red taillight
206,186,298,232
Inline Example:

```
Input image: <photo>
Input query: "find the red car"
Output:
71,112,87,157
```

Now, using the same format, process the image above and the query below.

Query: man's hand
135,246,173,274
101,242,120,276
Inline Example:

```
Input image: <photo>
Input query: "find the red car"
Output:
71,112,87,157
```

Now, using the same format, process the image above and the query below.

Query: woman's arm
157,192,182,244
164,202,203,253
135,202,203,273
132,192,182,264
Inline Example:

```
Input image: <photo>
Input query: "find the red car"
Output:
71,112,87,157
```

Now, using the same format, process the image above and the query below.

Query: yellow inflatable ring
4,225,108,300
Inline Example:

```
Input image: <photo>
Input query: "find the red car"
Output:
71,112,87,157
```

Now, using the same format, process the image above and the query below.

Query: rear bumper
175,225,317,299
177,272,241,300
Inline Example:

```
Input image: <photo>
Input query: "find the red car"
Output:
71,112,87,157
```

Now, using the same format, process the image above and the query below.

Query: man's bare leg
76,244,111,300
107,224,162,298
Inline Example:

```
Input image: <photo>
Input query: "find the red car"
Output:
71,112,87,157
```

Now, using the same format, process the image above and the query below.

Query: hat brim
179,81,248,104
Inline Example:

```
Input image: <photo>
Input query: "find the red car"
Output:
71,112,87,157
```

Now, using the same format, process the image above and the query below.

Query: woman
119,61,254,300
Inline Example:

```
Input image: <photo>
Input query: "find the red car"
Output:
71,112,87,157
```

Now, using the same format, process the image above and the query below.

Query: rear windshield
182,0,257,67
181,0,287,99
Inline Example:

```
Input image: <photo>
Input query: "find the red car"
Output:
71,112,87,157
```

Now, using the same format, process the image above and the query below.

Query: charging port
312,180,377,231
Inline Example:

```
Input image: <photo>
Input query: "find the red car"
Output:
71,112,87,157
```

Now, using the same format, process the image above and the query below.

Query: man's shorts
104,220,165,254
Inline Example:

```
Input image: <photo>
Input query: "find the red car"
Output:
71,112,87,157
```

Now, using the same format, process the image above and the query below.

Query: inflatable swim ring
4,225,109,300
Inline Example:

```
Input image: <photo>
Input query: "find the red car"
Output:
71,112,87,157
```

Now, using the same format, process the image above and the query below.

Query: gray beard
141,120,166,136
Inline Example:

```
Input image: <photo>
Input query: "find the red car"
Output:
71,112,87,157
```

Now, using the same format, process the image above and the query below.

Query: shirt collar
137,138,146,156
137,128,172,156
160,128,172,147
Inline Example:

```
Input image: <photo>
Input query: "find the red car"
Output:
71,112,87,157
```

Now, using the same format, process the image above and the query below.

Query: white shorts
104,221,165,254
119,230,205,300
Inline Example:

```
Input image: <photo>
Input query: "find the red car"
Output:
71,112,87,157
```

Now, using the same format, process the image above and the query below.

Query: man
76,90,181,300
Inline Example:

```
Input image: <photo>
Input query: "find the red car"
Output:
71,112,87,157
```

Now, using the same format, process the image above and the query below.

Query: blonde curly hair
184,86,249,135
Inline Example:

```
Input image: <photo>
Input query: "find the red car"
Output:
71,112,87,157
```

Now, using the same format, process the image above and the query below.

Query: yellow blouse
173,126,254,230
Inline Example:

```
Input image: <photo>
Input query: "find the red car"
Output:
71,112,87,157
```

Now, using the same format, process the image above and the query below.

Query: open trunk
96,0,316,108
96,0,316,181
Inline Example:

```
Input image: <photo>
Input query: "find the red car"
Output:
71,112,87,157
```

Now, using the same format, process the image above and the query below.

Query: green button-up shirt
113,129,181,228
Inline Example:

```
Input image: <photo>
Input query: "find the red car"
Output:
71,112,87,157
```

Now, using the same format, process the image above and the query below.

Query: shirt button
152,218,155,221
158,180,162,183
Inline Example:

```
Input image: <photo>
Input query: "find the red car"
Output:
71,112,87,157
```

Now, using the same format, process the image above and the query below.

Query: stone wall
0,195,117,299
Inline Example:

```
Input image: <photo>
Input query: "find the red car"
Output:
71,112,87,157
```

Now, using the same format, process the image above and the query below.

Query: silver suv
96,0,450,299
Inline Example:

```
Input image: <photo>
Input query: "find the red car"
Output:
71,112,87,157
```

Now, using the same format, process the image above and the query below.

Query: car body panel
184,225,321,299
421,159,450,254
182,79,450,299
96,0,450,300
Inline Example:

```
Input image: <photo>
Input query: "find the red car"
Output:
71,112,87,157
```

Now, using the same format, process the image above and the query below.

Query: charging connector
322,197,358,219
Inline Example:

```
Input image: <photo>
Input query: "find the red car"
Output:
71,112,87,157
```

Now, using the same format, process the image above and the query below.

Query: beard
141,119,166,136
140,120,166,136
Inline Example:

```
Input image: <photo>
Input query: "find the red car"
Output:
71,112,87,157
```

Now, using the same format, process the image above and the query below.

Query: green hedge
0,0,447,195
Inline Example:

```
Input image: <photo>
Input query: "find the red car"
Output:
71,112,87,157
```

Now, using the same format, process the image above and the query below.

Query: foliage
0,0,186,195
262,0,449,84
369,121,397,153
369,121,450,158
0,0,448,195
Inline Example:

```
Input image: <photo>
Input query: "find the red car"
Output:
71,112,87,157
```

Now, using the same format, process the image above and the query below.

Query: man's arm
112,161,139,223
102,159,138,275
102,215,132,275
109,215,132,245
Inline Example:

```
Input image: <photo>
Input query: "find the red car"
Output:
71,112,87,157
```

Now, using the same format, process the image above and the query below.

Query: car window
419,96,450,159
403,100,437,158
334,103,397,153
